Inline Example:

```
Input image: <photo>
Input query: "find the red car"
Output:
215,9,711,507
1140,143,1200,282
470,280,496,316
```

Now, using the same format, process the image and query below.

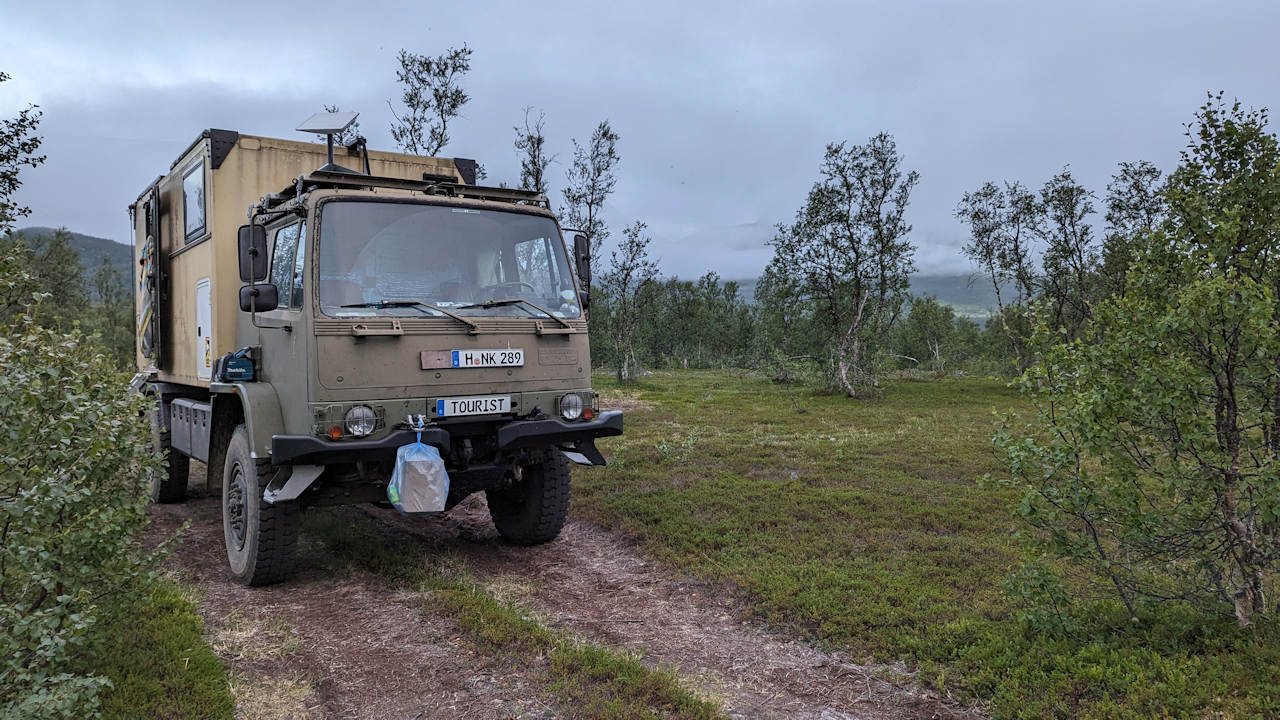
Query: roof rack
258,170,549,212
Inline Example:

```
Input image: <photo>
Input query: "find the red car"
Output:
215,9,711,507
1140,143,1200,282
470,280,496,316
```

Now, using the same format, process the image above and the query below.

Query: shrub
993,95,1280,627
0,298,163,717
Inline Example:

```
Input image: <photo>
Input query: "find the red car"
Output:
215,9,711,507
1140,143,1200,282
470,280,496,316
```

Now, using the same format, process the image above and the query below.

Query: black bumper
270,410,623,466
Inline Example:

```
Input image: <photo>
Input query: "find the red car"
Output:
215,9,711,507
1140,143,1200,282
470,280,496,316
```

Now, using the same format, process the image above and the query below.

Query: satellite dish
296,111,359,134
297,112,361,173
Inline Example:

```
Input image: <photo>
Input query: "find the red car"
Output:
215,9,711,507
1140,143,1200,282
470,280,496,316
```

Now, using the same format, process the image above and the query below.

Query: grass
302,510,723,719
575,369,1280,719
88,580,234,720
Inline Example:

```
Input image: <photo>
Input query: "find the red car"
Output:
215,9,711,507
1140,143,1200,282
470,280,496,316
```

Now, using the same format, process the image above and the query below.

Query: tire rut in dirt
362,497,988,720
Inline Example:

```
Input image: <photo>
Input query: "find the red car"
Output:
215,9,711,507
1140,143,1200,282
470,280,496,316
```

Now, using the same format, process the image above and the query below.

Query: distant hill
725,273,1002,319
12,226,132,280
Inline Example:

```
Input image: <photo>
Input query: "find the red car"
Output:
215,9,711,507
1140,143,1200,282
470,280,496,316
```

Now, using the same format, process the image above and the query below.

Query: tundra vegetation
5,43,1279,717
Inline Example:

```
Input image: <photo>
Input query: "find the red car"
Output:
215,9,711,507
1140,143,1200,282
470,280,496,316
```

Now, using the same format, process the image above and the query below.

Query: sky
2,0,1277,280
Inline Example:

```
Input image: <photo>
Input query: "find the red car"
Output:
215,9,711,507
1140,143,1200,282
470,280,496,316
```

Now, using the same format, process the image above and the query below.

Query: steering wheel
484,281,537,296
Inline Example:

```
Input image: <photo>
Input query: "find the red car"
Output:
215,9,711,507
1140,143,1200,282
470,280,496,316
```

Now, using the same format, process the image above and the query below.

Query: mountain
725,273,1001,318
12,226,133,279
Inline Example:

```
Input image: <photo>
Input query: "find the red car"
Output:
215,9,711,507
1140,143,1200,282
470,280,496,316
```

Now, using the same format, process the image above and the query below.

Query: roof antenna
296,111,360,174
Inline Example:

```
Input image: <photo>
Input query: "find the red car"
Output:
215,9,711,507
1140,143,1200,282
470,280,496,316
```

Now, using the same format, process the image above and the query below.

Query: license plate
451,349,524,368
435,395,511,417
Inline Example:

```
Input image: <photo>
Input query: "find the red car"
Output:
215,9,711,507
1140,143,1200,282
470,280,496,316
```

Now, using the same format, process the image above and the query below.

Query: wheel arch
210,382,285,460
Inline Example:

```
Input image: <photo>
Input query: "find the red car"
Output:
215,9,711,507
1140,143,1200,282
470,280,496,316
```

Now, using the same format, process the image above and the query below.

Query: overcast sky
2,1,1277,280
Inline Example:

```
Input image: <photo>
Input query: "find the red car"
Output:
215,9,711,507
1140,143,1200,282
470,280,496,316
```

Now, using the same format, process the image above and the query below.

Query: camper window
182,162,205,242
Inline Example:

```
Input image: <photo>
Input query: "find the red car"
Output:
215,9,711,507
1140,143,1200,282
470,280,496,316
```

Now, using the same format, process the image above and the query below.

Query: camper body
131,129,621,585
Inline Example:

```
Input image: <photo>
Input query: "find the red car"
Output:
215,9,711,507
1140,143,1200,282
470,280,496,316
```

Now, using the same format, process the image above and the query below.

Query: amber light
581,407,596,421
327,425,343,440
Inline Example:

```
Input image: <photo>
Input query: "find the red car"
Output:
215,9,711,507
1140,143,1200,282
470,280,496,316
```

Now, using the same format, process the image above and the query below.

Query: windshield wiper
457,297,574,330
340,300,479,333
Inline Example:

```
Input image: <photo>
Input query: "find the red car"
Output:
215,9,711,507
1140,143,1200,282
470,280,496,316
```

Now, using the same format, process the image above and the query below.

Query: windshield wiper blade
341,300,479,333
457,297,574,330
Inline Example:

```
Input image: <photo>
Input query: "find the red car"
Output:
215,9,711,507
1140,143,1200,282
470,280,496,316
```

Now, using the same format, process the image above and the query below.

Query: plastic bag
388,434,450,513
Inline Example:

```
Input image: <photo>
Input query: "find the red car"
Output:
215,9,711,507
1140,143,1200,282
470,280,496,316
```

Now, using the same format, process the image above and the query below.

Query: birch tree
599,220,657,381
765,133,918,397
513,107,554,194
389,45,472,156
562,120,619,293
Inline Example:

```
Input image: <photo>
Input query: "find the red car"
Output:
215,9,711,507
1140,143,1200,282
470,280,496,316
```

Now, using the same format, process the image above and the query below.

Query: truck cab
132,126,621,585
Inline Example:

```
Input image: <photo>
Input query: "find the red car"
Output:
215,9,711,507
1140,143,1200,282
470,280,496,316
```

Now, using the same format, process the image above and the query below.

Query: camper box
130,130,475,384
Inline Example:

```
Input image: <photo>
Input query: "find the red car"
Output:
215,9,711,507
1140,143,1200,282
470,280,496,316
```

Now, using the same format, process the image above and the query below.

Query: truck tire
222,425,299,586
149,401,189,503
486,449,571,545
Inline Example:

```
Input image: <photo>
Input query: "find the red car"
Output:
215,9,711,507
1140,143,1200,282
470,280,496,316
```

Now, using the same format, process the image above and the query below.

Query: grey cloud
5,0,1279,281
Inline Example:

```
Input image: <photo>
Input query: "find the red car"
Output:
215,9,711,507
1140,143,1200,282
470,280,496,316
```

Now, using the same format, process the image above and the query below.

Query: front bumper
270,410,623,466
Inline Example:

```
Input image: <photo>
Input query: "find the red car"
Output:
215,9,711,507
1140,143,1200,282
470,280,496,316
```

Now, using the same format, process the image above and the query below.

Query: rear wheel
148,399,189,503
486,449,571,545
222,426,299,586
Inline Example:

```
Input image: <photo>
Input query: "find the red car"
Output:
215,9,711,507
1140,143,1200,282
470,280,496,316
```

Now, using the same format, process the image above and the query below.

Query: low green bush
0,302,164,717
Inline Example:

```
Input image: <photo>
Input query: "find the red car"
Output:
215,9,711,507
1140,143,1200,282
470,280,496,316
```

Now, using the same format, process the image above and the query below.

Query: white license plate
435,395,511,417
451,349,524,368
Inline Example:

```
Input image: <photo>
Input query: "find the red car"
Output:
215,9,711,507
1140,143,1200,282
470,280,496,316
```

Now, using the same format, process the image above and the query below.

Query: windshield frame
310,195,581,321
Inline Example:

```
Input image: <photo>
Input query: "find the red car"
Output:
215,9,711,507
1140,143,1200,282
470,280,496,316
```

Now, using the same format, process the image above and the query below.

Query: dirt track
150,489,986,720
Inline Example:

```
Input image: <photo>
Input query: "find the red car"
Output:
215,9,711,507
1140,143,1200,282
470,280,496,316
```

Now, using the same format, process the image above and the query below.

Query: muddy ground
150,485,986,720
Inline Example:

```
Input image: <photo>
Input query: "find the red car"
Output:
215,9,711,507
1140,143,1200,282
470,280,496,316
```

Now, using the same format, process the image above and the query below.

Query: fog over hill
725,273,998,318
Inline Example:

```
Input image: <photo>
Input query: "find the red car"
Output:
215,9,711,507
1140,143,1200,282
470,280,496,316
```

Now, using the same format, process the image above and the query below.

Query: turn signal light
327,425,343,440
582,407,596,421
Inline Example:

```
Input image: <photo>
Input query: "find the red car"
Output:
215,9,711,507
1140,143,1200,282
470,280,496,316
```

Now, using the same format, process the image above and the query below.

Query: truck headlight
344,405,377,437
559,393,583,421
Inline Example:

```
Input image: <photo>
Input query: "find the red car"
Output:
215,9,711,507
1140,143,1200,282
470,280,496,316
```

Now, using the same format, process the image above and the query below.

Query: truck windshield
317,201,581,319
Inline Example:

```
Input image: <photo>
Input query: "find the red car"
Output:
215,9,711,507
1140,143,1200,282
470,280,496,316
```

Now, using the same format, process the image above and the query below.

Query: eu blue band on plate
436,399,445,416
450,350,460,367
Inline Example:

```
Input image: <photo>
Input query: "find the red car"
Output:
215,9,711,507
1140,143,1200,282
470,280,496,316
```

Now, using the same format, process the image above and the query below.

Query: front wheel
486,449,571,545
222,426,299,586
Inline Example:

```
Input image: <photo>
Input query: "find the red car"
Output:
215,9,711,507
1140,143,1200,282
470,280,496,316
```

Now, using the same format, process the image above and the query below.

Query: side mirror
239,283,279,313
573,233,590,286
237,224,269,282
578,290,590,311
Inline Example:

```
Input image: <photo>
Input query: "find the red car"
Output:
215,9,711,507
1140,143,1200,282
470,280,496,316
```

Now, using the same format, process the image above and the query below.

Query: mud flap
561,438,606,466
263,464,324,504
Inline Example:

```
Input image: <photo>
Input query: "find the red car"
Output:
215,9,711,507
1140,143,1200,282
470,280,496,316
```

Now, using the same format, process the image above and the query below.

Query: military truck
130,114,622,585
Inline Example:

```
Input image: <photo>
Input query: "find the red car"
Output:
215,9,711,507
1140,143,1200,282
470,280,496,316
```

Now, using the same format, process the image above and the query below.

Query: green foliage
0,306,164,717
763,133,919,396
513,106,553,194
1101,160,1165,298
562,119,621,277
993,93,1280,630
597,221,659,380
389,45,472,156
888,294,989,372
0,71,46,233
0,231,133,369
1036,168,1099,336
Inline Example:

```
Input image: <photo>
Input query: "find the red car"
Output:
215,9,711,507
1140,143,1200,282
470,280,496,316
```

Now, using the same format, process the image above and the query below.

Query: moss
90,582,234,720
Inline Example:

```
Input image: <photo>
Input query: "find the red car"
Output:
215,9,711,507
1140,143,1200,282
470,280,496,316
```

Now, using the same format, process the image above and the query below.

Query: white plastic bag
388,435,450,513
